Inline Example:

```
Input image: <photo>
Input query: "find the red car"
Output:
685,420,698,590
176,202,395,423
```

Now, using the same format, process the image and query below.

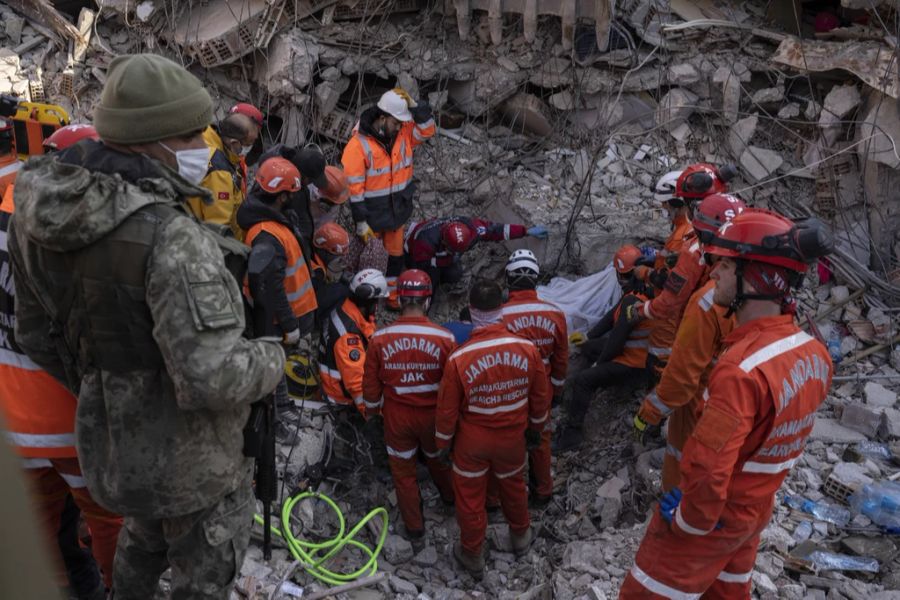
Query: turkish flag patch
218,192,230,200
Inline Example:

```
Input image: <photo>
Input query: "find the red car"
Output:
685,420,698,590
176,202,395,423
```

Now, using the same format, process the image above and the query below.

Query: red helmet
675,163,735,200
256,157,301,194
613,244,642,274
313,222,350,255
692,193,746,236
441,221,476,253
320,165,349,204
704,209,810,272
397,269,432,297
230,103,264,128
43,124,98,151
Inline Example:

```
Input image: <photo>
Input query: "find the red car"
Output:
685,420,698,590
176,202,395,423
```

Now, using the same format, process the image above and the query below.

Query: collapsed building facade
2,0,900,598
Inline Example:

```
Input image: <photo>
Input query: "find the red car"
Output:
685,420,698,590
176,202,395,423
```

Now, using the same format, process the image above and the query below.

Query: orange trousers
383,402,454,532
375,227,404,308
23,457,123,589
452,423,530,555
619,501,772,599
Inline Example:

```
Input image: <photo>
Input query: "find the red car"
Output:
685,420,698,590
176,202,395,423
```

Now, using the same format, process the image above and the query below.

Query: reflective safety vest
0,194,78,458
612,292,653,369
245,221,317,320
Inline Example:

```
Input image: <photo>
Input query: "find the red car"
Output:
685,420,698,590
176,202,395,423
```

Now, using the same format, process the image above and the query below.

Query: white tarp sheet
537,264,622,335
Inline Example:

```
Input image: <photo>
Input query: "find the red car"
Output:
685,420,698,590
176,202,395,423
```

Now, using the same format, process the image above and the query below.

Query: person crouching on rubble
555,245,654,452
7,53,285,599
362,269,457,544
310,221,353,324
435,280,551,577
619,209,833,599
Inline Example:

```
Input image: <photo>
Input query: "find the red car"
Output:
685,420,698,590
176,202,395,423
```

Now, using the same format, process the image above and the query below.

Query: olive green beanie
94,54,212,144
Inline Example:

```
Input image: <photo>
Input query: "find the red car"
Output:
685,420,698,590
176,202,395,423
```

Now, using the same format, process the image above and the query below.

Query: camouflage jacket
8,145,284,518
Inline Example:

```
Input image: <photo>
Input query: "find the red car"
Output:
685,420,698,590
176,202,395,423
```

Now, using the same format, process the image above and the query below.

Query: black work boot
453,542,485,577
553,425,584,453
510,526,534,557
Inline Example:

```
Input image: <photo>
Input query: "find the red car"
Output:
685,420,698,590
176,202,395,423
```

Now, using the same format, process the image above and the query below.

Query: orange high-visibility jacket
319,298,375,414
435,323,551,448
363,315,456,414
245,221,317,321
501,289,569,394
0,193,78,458
673,315,832,537
638,280,735,426
341,118,435,232
654,213,692,271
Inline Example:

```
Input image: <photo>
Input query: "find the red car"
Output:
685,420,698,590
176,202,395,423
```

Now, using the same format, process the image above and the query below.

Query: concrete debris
728,115,758,156
820,84,861,128
840,404,885,438
656,88,698,133
752,86,785,105
739,146,783,181
865,382,897,408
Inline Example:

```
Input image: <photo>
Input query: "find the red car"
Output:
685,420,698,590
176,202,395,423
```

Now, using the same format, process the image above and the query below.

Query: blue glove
639,246,658,261
527,225,549,239
659,487,682,524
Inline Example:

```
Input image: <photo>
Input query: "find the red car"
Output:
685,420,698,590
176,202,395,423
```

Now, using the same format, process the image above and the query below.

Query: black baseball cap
295,148,328,189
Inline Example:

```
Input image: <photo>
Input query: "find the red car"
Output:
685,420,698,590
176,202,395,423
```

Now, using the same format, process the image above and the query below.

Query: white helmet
505,249,540,275
350,269,389,300
377,90,412,122
654,170,682,203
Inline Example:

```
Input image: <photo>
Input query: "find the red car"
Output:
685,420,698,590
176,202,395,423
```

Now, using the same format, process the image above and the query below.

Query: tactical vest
24,204,181,379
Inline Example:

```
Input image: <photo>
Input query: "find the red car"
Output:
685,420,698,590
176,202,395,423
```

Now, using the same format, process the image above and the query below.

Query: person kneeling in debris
500,249,568,507
404,216,549,290
435,280,551,576
318,269,387,415
631,193,746,492
310,221,353,324
555,245,654,452
362,270,457,542
619,209,833,599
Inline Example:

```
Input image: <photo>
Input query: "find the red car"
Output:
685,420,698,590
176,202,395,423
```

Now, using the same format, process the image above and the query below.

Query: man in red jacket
362,270,456,541
436,280,551,576
501,249,567,505
620,209,833,599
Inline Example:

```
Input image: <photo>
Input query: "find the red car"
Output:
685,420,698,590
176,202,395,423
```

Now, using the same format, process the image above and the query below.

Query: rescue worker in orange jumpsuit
341,89,436,308
652,170,694,272
501,249,568,506
555,245,653,452
630,164,736,376
632,193,747,492
311,221,352,323
619,209,834,599
310,164,350,228
0,124,122,599
362,270,456,541
319,269,387,415
435,280,551,576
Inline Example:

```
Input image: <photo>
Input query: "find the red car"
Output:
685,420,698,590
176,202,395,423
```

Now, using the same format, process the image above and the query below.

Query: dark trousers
58,494,102,597
566,362,646,425
409,259,463,289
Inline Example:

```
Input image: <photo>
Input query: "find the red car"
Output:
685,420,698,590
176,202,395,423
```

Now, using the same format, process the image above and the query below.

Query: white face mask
158,142,208,185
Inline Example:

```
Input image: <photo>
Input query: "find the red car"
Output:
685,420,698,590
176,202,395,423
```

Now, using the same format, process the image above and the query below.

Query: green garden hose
254,490,388,587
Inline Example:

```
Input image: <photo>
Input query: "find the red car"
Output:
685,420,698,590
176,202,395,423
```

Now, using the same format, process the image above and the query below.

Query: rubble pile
2,0,900,598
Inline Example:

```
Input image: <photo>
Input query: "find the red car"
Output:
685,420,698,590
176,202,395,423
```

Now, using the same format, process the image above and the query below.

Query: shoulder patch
691,405,741,452
218,191,230,200
664,270,687,295
349,349,361,361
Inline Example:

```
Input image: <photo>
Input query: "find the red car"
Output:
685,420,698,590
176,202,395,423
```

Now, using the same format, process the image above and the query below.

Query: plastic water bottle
856,441,893,461
827,330,842,364
807,551,879,573
792,520,813,542
850,482,900,532
784,495,851,526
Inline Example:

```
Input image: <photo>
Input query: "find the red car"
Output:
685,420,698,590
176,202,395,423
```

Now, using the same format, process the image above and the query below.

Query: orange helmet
319,165,350,204
613,244,642,274
675,163,736,200
230,103,263,128
397,269,432,297
43,124,98,151
255,157,301,194
692,193,746,237
312,222,350,255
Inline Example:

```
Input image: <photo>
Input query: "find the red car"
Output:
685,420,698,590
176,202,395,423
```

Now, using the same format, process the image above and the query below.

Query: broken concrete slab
740,146,784,181
811,418,868,443
865,382,896,408
820,84,861,128
668,63,700,86
447,67,526,116
260,29,320,97
752,86,785,105
778,102,801,119
656,88,698,133
728,115,758,156
841,403,883,437
857,91,900,169
502,92,553,137
529,57,571,88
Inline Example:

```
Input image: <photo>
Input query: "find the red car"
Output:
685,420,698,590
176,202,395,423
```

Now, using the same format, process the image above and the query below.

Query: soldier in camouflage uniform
7,54,285,599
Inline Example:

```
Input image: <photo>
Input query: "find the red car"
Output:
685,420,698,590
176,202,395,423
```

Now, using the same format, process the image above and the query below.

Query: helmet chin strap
726,260,789,318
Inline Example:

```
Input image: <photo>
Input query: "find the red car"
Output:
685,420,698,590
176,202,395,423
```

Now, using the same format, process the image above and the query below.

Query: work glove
568,332,586,346
525,428,542,451
283,328,300,346
355,221,376,243
633,413,649,443
435,446,452,466
392,87,417,108
625,302,646,324
639,246,658,262
659,487,682,524
409,101,433,124
527,225,549,240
